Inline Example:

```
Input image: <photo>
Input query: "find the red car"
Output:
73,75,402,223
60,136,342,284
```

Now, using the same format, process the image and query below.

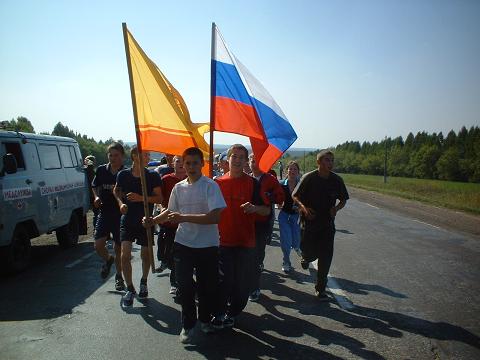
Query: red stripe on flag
214,97,265,140
251,138,284,173
138,129,199,154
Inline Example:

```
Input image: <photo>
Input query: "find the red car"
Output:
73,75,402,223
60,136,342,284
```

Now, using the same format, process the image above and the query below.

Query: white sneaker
282,263,291,273
169,286,178,295
179,327,194,343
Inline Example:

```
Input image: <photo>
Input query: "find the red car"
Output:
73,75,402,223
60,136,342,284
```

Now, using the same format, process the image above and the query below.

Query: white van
0,131,89,272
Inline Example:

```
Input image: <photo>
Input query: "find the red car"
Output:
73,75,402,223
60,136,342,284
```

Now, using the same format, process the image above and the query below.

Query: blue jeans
278,211,301,265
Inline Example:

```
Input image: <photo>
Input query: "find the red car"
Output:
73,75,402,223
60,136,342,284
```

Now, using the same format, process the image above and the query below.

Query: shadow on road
174,269,480,359
0,242,113,321
330,277,407,298
123,298,180,335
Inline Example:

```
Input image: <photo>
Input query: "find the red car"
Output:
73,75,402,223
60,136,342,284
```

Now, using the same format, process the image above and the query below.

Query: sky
1,0,479,149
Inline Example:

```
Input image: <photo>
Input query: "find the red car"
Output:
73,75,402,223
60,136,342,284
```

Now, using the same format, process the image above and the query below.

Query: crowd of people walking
86,142,349,343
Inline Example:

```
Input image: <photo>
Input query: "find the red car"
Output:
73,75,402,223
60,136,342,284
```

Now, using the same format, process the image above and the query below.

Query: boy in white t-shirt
143,147,226,344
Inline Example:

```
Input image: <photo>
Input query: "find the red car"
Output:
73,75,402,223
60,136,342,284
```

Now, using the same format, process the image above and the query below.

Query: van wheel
56,213,80,248
4,227,31,272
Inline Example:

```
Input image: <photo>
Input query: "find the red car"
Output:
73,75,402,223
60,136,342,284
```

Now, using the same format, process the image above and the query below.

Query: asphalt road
0,190,479,359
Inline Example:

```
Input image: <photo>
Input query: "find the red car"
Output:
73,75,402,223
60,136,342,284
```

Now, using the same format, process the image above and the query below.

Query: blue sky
1,0,479,148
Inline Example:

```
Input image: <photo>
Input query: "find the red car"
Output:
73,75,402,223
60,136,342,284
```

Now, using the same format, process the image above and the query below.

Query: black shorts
94,212,121,244
120,223,154,247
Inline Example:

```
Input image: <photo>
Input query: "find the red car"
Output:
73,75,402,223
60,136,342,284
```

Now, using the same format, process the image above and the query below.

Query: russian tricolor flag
211,24,297,172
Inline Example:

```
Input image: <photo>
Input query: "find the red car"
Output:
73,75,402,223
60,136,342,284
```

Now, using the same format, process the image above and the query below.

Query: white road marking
311,260,355,310
365,203,379,209
65,252,95,268
412,219,441,229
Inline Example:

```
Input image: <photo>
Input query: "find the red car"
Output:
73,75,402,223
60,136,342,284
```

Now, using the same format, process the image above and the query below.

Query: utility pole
384,136,387,184
303,150,306,173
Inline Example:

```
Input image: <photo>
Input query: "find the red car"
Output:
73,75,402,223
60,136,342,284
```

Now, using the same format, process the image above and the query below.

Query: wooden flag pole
209,22,217,179
122,22,156,273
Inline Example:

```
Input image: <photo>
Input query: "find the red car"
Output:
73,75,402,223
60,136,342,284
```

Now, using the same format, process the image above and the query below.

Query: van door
59,143,86,215
37,143,66,231
0,140,41,244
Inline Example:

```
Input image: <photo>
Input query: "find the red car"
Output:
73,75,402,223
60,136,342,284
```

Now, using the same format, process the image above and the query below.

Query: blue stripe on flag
214,61,251,106
252,98,298,152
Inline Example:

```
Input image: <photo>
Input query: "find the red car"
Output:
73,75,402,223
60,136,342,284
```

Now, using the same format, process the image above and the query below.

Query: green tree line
286,126,480,183
2,116,131,165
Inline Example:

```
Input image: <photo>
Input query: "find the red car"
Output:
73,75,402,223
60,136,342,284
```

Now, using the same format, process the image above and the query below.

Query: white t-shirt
168,175,226,248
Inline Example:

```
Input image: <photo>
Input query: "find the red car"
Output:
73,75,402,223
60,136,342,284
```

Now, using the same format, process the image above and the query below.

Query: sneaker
122,290,135,307
100,256,114,279
282,262,291,273
169,286,178,295
179,327,194,344
115,277,125,291
315,290,331,302
294,248,302,257
211,315,224,330
155,261,168,273
301,259,310,270
200,322,216,334
138,283,148,298
249,289,260,302
259,263,264,272
223,315,235,328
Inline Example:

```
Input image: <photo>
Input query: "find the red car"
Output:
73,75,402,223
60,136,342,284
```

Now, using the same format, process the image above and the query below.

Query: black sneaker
115,277,125,291
223,315,235,328
315,290,331,302
211,315,224,330
122,290,135,307
138,283,148,298
101,256,114,279
154,261,168,273
301,259,309,270
249,289,260,302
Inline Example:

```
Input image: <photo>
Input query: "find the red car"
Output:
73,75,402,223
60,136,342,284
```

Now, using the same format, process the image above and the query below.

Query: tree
1,116,35,133
436,147,461,181
410,144,441,179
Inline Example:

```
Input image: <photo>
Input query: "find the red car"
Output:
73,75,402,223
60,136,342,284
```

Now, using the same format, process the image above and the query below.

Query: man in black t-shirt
91,143,125,290
292,149,349,301
114,146,162,307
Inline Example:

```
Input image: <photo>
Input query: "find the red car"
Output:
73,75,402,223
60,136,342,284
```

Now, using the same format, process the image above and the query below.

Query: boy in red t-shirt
158,155,187,295
213,144,270,329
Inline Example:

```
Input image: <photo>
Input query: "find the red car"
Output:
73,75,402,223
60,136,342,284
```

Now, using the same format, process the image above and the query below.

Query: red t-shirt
161,173,186,228
256,172,285,222
215,173,265,248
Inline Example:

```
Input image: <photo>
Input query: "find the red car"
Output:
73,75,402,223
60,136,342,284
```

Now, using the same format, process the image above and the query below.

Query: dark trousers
252,222,270,290
157,226,176,263
218,246,256,317
300,220,335,293
174,243,219,330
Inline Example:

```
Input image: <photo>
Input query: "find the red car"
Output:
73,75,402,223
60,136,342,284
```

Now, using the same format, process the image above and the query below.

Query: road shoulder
348,186,480,239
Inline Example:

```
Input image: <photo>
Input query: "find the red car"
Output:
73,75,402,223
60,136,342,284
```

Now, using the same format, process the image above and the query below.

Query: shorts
94,212,121,244
120,223,154,247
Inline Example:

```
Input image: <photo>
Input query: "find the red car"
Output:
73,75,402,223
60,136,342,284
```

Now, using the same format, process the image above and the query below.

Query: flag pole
122,22,156,273
209,22,216,179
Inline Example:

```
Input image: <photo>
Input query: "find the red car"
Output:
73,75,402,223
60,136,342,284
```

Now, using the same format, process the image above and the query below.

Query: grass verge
339,173,480,215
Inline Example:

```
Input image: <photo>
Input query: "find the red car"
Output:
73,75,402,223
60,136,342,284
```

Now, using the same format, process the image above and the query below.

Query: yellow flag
124,26,210,169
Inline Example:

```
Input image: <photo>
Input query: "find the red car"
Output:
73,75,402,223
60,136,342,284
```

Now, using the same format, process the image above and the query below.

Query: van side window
59,145,75,168
4,142,25,169
39,144,61,169
68,146,79,167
